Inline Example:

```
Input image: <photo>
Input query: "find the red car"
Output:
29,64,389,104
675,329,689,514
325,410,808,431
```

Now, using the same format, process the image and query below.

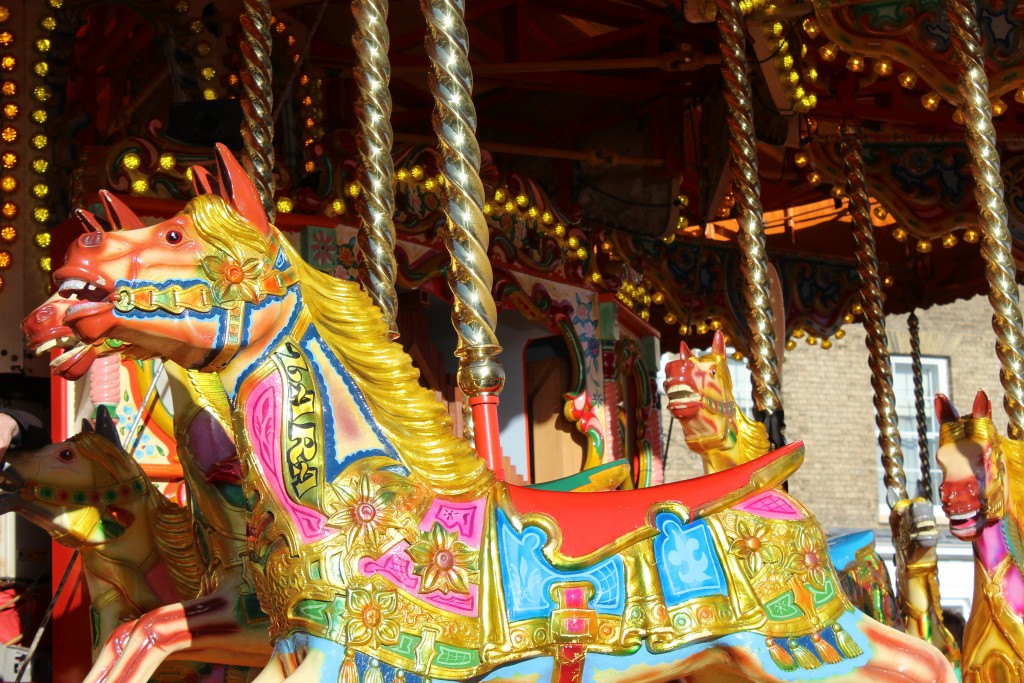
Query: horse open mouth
946,508,984,539
54,267,116,329
666,385,701,417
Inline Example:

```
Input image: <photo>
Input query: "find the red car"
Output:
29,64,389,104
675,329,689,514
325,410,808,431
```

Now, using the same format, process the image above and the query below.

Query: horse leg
249,654,287,683
95,593,271,683
833,617,955,683
82,619,136,683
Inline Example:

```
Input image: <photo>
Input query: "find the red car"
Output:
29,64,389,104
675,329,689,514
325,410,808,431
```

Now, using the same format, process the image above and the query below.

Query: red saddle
504,442,804,561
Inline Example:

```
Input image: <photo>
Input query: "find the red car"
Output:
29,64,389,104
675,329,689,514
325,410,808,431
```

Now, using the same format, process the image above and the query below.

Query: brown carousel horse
663,332,959,669
0,408,245,682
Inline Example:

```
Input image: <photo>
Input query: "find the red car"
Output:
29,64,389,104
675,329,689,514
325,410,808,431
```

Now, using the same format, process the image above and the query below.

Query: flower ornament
345,587,400,647
727,519,782,575
785,528,828,588
406,522,478,594
327,474,397,553
200,253,268,303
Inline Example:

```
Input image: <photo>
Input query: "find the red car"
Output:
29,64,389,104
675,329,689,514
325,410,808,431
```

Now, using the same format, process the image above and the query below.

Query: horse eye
166,230,183,244
58,449,73,462
711,367,717,377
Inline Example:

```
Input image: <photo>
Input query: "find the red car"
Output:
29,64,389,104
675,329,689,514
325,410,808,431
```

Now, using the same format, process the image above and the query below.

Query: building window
878,354,950,506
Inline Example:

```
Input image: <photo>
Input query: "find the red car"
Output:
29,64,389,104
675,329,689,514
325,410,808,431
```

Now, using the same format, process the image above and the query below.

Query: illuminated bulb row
764,19,817,113
297,69,324,172
176,3,220,101
891,225,978,250
485,185,589,263
0,4,15,284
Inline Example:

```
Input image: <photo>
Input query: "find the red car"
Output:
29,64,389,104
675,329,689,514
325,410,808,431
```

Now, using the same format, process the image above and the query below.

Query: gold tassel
363,659,385,683
788,638,822,669
811,632,842,664
394,671,406,683
832,624,863,658
339,649,359,683
765,637,797,672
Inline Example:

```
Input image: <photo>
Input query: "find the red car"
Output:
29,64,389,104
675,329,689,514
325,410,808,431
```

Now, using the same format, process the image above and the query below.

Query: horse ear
75,208,107,234
678,339,692,360
213,143,272,237
935,394,958,423
973,390,992,419
94,405,124,451
190,165,217,196
80,418,93,433
98,190,144,230
711,330,727,356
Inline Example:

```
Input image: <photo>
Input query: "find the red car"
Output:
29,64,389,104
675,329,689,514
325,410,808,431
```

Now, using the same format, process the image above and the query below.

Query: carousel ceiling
31,0,1024,354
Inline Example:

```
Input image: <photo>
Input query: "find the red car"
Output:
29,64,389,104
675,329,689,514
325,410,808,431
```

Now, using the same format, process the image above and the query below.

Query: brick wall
661,290,1013,530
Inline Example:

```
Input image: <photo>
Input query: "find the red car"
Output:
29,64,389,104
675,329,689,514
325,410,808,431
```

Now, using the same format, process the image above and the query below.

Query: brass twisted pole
841,121,908,507
714,0,782,418
240,0,276,222
908,312,933,502
946,0,1024,438
352,0,399,338
421,0,505,477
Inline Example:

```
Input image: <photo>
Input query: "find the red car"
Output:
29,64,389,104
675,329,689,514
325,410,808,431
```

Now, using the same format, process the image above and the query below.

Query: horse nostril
80,233,103,248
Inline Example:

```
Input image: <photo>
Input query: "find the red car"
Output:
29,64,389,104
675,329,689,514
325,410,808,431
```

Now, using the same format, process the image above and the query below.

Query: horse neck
690,408,769,474
218,288,302,397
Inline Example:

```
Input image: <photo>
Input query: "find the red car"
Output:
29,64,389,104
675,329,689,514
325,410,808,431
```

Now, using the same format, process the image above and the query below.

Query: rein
22,475,148,507
702,395,737,418
112,250,299,373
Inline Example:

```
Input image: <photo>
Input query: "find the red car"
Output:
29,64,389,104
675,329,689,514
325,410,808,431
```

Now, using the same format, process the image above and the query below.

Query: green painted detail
809,577,836,607
765,590,802,621
598,300,619,341
308,558,322,581
434,643,480,668
90,605,100,648
241,591,268,624
291,599,330,628
385,632,419,659
218,482,246,508
640,335,659,376
527,460,628,491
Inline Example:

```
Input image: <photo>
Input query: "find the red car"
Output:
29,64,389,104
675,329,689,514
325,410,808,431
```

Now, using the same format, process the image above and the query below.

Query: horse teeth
948,511,977,521
58,278,87,295
35,339,57,354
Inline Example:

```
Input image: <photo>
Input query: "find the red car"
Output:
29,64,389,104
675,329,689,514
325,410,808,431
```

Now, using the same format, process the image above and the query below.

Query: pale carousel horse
935,390,1024,681
0,408,243,682
663,333,960,669
23,288,273,680
50,144,953,683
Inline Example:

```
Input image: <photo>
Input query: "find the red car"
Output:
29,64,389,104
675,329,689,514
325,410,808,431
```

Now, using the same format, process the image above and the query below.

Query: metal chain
353,0,399,337
714,0,781,415
841,121,908,506
240,0,276,222
946,0,1024,438
420,0,504,401
908,312,933,502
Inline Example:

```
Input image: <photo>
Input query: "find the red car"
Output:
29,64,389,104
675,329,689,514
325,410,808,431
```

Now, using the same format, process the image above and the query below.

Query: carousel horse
49,144,953,683
935,390,1024,681
664,335,960,669
0,408,244,682
25,287,630,683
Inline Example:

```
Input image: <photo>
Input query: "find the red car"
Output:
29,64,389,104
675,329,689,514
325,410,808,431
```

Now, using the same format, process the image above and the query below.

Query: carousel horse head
934,391,1005,541
55,145,288,373
663,330,769,472
23,292,135,380
0,406,149,547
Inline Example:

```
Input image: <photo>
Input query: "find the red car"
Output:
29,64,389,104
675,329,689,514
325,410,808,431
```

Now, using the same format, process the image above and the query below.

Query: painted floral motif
309,228,337,269
327,474,397,553
406,522,477,594
337,236,358,281
345,587,400,647
784,528,827,589
200,253,267,302
727,518,782,575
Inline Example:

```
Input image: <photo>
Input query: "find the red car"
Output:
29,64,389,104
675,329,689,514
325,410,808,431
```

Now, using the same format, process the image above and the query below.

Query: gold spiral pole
421,0,505,477
352,0,399,337
240,0,276,222
714,0,782,418
841,121,908,507
946,0,1024,438
908,312,933,502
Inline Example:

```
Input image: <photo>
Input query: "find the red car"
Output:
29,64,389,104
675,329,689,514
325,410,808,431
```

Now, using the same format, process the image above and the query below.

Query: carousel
0,0,1020,681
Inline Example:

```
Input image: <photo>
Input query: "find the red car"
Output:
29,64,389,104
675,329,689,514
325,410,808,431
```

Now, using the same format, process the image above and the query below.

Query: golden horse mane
185,195,493,498
68,431,202,599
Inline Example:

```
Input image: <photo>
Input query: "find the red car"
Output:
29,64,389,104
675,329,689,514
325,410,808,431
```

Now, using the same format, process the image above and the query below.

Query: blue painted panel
496,509,625,622
653,515,728,606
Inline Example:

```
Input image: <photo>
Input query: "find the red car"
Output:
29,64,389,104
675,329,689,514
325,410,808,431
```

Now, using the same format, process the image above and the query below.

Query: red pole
469,395,503,480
